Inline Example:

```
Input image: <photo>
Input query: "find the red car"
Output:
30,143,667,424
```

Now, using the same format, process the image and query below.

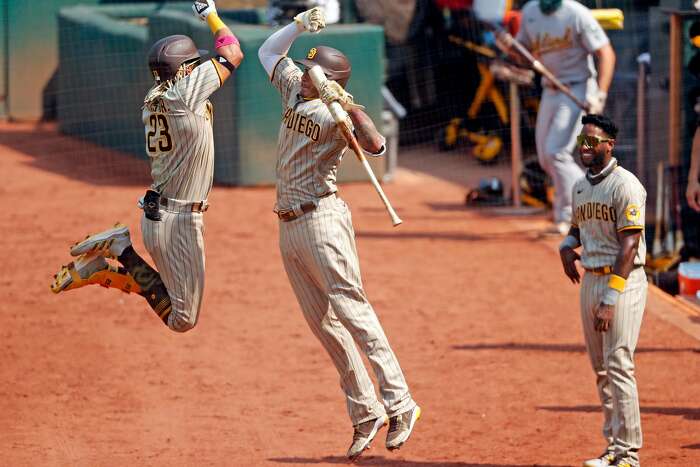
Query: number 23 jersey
142,59,223,202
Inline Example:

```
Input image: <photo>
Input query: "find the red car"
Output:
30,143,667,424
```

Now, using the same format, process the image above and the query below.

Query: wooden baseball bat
663,166,674,255
307,66,403,227
670,164,685,253
486,24,589,111
652,161,664,257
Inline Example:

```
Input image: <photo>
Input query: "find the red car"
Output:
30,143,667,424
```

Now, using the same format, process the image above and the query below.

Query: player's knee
605,347,635,381
167,308,199,333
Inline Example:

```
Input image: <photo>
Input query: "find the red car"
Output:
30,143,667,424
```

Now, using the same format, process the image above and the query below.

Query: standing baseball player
50,0,243,332
559,114,647,467
514,0,616,234
257,6,420,460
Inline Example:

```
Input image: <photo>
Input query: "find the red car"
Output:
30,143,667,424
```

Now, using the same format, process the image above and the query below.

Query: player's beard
580,147,607,170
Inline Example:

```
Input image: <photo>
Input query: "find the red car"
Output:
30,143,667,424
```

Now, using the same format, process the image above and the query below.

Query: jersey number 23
146,114,173,154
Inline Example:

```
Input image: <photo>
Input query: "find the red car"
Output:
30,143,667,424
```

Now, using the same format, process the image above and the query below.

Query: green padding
58,5,153,158
56,5,385,185
150,10,386,185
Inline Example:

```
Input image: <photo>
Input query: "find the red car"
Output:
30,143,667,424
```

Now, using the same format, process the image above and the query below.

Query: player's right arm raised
193,0,244,83
257,7,325,79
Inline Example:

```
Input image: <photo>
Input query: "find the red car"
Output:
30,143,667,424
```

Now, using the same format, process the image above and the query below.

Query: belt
584,265,643,276
584,266,614,275
276,192,335,222
160,196,209,213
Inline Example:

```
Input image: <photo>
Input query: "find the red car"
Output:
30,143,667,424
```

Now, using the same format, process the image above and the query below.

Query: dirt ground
1,123,698,467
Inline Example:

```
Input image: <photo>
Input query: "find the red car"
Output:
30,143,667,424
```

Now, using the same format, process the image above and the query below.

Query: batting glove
192,0,217,20
294,7,326,34
586,89,607,115
319,80,365,111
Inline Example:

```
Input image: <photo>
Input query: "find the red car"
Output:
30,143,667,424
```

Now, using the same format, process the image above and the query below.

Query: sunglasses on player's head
576,134,614,148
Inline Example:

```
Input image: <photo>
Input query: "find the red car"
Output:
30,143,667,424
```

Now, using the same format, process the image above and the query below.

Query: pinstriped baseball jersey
572,158,647,465
572,161,647,269
142,59,222,202
138,58,227,332
269,56,417,426
272,57,348,211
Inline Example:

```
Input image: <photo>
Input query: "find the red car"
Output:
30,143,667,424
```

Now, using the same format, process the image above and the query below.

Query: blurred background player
257,6,420,461
559,114,646,467
50,0,243,332
508,0,616,234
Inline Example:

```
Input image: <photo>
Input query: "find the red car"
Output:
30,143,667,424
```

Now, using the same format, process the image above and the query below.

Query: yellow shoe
51,253,140,294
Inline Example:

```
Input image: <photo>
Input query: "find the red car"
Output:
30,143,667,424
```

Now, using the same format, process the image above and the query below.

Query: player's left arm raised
318,81,385,155
193,0,244,83
348,109,385,155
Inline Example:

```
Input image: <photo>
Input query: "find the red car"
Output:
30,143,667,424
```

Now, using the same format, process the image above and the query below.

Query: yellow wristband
206,12,226,34
607,274,626,292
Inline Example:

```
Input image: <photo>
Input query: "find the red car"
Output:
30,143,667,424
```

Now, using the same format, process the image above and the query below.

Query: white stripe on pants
580,267,646,464
279,195,415,425
141,210,206,332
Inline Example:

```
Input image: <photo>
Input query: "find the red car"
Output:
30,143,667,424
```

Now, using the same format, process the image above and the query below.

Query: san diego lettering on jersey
283,107,321,141
575,201,617,224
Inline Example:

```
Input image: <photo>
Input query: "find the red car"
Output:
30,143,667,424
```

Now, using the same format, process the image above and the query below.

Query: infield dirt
1,123,698,466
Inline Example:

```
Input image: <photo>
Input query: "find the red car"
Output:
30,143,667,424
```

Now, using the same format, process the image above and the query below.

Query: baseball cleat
610,462,635,467
51,252,141,294
347,415,388,461
583,451,616,467
385,405,421,451
70,223,131,258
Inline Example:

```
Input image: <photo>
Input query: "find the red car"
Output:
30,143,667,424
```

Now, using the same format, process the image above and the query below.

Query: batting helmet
295,46,351,87
148,35,207,82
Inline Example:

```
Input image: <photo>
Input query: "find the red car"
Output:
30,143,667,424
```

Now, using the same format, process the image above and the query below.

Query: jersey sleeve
271,57,302,104
577,6,610,52
570,183,580,228
613,179,646,232
174,59,222,111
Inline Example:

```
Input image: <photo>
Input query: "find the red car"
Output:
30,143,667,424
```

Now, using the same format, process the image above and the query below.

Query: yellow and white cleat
51,252,140,294
70,222,131,258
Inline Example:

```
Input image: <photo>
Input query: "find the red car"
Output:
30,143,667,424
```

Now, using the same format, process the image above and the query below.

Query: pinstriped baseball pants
279,195,416,425
580,267,646,465
142,211,206,332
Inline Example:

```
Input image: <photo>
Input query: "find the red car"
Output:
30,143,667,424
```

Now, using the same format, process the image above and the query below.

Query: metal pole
509,81,522,207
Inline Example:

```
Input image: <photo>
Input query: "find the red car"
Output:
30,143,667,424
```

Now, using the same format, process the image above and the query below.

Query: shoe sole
51,253,108,293
347,416,388,461
386,405,421,451
70,224,129,257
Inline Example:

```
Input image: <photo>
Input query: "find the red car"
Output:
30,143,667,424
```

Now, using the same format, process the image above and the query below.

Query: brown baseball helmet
295,46,351,87
148,35,207,82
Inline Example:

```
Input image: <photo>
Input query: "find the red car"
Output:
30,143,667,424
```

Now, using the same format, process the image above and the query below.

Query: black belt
277,192,335,222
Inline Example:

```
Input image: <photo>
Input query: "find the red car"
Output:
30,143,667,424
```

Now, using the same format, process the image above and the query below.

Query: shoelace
388,414,404,433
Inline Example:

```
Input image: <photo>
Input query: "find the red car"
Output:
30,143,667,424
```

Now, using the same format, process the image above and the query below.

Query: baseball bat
670,164,685,253
307,66,403,227
663,166,674,255
485,23,589,111
652,161,664,257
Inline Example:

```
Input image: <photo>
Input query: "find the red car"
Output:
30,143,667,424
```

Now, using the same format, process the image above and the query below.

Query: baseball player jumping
257,6,420,460
559,114,647,467
512,0,616,234
50,0,243,332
